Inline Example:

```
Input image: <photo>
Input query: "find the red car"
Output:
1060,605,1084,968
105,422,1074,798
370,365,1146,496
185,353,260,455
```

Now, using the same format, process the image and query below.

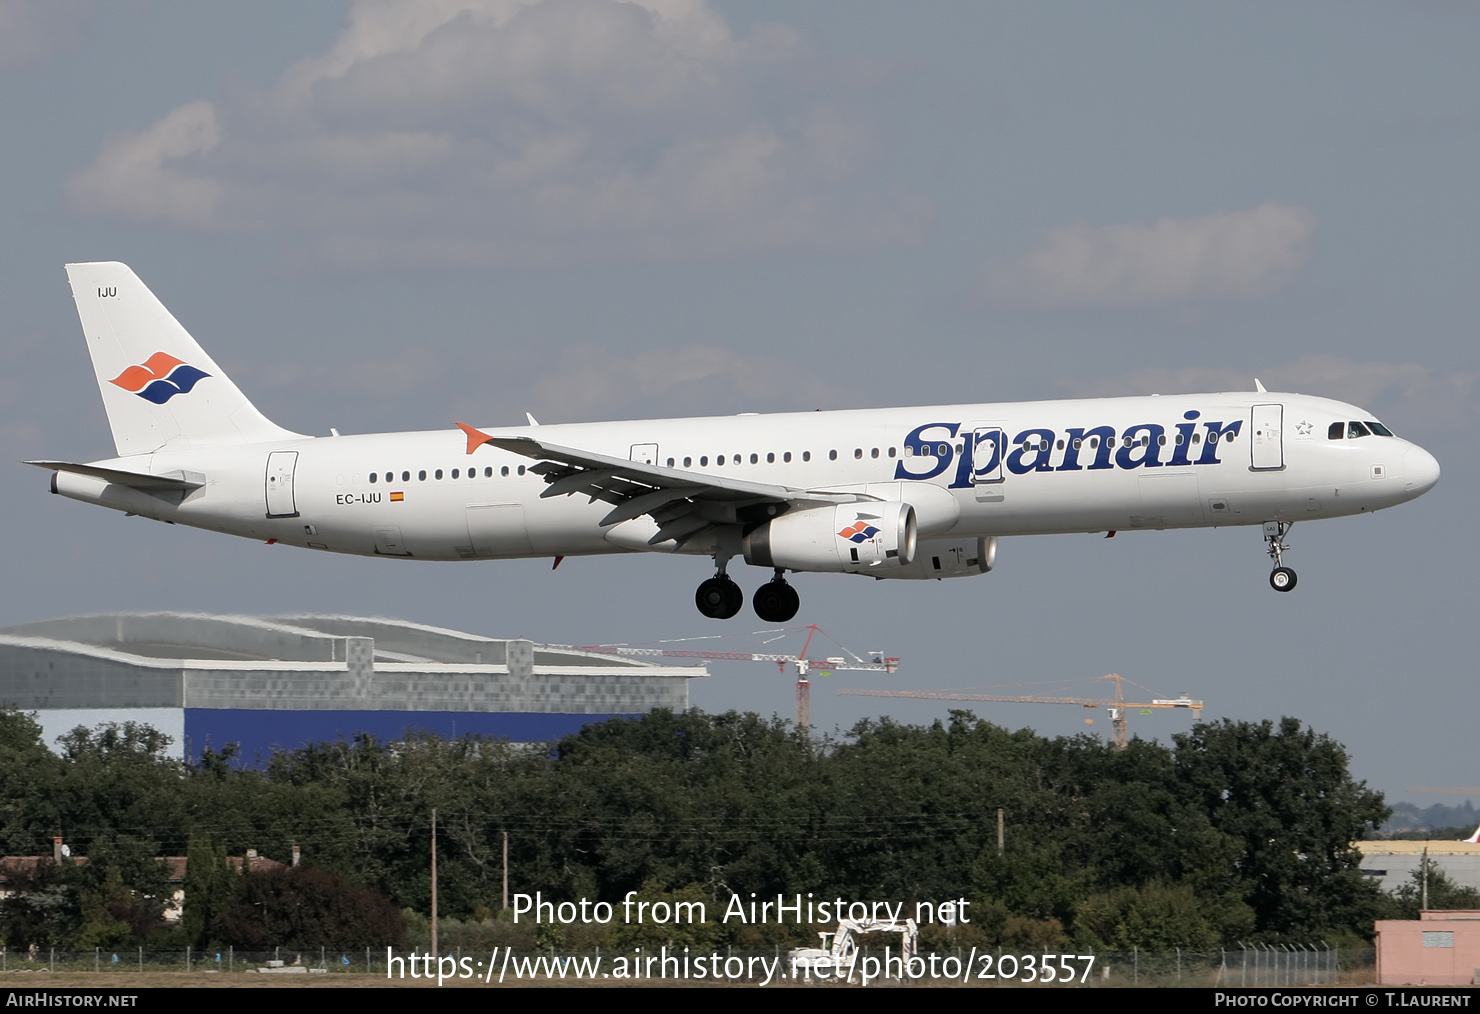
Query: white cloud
526,343,857,421
66,0,920,269
983,203,1315,307
1064,355,1476,436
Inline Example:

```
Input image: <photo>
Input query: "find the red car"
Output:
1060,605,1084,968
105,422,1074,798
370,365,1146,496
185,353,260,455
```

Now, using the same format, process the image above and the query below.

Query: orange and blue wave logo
109,352,211,404
837,521,880,543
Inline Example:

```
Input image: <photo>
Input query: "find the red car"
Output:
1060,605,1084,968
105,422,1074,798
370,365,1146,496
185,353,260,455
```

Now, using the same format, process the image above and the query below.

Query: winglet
1254,378,1267,393
526,412,540,426
456,422,495,455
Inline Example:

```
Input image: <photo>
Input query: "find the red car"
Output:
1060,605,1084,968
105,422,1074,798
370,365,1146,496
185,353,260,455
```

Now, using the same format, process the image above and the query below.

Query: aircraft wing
26,460,204,491
458,425,864,547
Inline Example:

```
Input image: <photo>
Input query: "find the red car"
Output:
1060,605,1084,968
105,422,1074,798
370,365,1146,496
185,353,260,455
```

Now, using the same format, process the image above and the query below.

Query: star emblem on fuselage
1295,420,1313,436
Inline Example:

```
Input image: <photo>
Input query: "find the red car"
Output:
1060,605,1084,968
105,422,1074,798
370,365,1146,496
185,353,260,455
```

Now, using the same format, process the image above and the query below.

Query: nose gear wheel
1263,521,1297,592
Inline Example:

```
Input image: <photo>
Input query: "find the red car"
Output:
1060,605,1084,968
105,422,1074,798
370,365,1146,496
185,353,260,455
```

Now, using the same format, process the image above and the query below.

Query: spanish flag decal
390,491,405,502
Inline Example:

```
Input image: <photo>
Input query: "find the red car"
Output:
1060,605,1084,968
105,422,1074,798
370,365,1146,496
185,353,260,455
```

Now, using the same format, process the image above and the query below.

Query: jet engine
743,502,917,574
878,536,996,580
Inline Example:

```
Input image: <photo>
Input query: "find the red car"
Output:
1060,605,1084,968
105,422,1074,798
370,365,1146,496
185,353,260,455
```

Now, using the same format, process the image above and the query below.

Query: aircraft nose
1404,444,1440,495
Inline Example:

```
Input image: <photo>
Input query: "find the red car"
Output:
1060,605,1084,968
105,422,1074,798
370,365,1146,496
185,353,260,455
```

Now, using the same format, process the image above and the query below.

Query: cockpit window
1347,421,1371,438
1327,422,1344,440
1366,420,1394,437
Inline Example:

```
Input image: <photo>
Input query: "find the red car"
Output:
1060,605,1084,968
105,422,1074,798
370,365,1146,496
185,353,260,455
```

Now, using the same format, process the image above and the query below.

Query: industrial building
1376,911,1480,985
1358,840,1480,894
0,613,705,759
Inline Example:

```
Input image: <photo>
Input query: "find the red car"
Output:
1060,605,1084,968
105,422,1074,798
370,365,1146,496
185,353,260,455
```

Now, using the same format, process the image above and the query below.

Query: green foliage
215,866,405,949
1173,717,1389,941
0,709,1396,949
1384,864,1480,920
608,879,728,951
1076,881,1254,950
181,835,234,948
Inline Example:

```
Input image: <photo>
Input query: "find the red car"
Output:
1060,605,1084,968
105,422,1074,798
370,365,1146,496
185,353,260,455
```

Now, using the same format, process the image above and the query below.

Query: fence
0,943,1375,985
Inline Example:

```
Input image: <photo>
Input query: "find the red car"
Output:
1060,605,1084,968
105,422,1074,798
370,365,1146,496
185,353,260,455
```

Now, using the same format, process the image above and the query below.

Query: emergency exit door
1250,404,1284,471
265,450,299,517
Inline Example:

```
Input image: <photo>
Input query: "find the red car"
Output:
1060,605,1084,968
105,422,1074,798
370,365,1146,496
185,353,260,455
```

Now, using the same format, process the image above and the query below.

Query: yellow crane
838,674,1202,750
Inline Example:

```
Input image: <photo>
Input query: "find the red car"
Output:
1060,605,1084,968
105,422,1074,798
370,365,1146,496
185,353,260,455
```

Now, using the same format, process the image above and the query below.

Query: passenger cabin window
418,470,427,481
751,453,758,464
1328,422,1344,440
369,473,377,483
802,451,811,462
784,452,792,462
435,469,443,479
402,471,411,481
829,450,838,460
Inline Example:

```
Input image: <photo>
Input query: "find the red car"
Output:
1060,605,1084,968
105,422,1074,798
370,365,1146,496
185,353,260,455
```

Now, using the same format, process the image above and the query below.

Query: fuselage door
971,427,1004,484
265,450,299,518
1250,403,1284,471
630,443,659,466
466,503,533,557
373,526,411,556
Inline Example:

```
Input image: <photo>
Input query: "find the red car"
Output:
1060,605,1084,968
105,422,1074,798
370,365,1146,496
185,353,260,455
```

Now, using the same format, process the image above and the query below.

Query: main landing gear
696,572,743,619
1263,521,1297,592
752,570,800,623
695,565,800,621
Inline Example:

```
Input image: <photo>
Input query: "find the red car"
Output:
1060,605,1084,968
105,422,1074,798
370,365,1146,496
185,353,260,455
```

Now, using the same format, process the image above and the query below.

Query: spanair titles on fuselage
36,262,1441,622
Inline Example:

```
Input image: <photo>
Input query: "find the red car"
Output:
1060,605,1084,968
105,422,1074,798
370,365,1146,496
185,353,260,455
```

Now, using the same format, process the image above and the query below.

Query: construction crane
558,626,901,733
838,674,1201,750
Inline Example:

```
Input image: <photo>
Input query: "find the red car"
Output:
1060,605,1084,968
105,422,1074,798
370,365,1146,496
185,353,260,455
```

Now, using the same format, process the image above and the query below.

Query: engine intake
744,502,917,574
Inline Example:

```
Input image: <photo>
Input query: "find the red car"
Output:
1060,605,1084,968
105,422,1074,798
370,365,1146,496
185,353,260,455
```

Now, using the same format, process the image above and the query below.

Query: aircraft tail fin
1463,825,1480,844
64,262,303,456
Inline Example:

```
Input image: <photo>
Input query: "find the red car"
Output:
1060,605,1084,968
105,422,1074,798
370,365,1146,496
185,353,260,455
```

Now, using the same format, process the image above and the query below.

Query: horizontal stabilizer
26,460,204,491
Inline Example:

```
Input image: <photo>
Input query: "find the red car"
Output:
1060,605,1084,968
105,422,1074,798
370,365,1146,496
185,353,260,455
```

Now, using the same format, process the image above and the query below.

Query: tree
1385,864,1480,920
1076,881,1254,950
216,866,406,948
1173,717,1389,940
181,835,235,948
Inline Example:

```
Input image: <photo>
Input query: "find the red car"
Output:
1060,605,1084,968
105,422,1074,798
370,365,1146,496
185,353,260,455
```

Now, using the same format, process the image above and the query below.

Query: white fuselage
51,391,1439,568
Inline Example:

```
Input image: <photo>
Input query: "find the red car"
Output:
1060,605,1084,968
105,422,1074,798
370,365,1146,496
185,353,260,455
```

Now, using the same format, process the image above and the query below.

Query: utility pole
997,808,1004,855
431,809,438,959
1422,846,1429,911
502,830,509,911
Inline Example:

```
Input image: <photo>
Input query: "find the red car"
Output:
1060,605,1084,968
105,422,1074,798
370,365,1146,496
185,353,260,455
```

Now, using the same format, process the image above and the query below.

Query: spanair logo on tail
109,352,211,404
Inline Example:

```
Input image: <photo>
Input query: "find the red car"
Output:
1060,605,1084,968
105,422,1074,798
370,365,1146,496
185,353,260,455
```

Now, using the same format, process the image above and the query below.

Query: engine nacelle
877,536,996,580
743,502,917,574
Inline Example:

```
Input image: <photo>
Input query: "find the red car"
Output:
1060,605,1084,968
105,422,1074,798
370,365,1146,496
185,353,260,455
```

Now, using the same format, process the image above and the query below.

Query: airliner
33,262,1440,621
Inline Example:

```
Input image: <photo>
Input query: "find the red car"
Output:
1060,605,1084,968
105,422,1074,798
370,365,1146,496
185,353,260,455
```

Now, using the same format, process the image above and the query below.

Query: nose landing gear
752,571,800,623
1263,521,1297,592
